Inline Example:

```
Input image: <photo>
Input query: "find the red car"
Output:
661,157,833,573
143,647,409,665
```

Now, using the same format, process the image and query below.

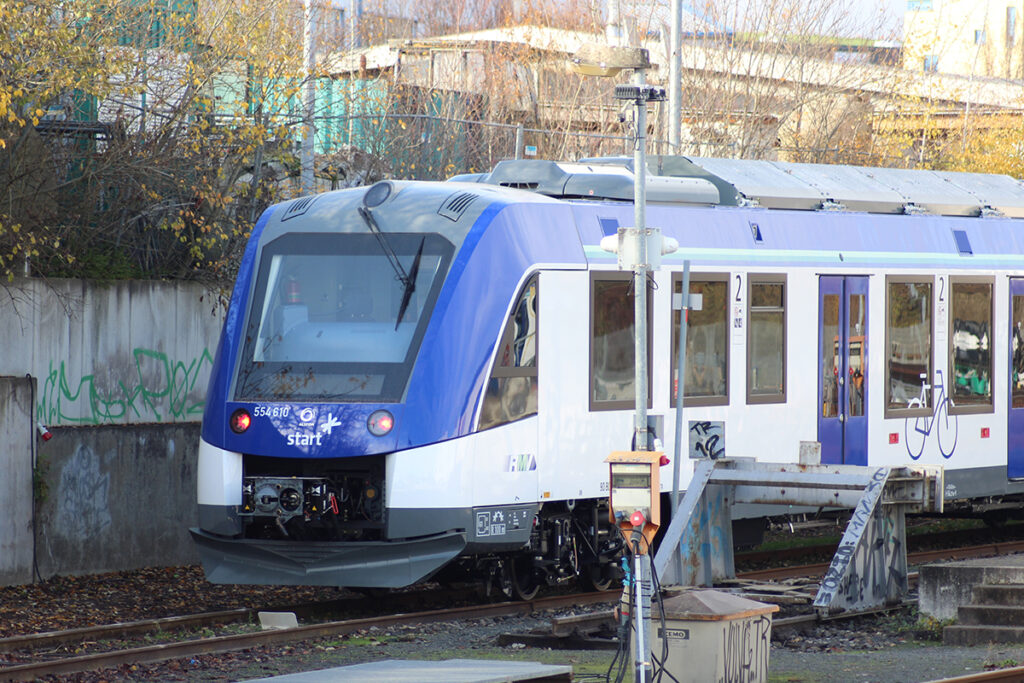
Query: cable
607,553,633,683
627,528,682,683
648,543,681,683
27,373,43,584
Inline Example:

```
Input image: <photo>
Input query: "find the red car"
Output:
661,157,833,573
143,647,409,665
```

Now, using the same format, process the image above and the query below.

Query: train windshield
234,232,454,402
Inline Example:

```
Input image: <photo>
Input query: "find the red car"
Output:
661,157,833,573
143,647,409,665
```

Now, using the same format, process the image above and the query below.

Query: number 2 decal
938,275,945,302
735,273,742,301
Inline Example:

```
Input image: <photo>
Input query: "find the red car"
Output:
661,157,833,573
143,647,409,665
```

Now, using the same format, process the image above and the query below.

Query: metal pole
634,551,648,683
670,260,690,584
633,67,649,453
669,0,681,153
300,0,315,195
514,123,524,160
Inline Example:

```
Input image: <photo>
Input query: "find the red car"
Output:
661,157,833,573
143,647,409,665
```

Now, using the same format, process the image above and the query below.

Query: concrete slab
919,554,1024,620
239,658,573,682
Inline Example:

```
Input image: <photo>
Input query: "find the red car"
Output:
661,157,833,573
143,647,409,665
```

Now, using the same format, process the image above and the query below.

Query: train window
949,277,993,414
884,276,933,415
590,272,652,411
1014,294,1024,409
746,275,786,404
671,273,728,407
479,275,539,430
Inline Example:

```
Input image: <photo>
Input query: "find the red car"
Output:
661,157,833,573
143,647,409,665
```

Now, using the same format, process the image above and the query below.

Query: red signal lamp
230,409,252,434
367,410,394,436
630,510,646,528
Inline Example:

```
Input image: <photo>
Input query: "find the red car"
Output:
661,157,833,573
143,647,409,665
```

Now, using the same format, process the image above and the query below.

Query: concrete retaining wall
0,377,34,585
0,277,223,426
0,278,222,585
33,423,201,577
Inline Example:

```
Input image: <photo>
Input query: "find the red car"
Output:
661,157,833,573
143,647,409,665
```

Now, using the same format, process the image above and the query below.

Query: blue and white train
191,156,1024,596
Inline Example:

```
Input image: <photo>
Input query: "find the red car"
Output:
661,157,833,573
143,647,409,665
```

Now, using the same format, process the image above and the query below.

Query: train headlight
367,410,394,436
230,408,252,433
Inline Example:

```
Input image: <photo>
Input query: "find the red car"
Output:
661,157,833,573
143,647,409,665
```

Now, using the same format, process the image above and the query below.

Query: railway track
735,538,1024,580
5,533,1024,681
0,591,616,682
933,667,1024,682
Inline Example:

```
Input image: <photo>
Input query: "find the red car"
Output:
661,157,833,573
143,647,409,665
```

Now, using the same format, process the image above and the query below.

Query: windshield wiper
358,206,411,289
357,206,423,330
395,237,425,329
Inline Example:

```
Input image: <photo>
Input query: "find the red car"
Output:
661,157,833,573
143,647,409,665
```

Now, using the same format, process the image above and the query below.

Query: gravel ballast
5,566,1024,682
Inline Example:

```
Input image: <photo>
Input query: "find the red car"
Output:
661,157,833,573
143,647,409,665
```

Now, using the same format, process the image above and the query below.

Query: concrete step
920,557,1024,622
945,624,1024,646
958,605,1024,626
973,584,1024,606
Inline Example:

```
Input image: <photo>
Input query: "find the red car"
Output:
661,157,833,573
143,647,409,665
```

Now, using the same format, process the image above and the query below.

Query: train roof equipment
453,158,720,205
461,155,1024,218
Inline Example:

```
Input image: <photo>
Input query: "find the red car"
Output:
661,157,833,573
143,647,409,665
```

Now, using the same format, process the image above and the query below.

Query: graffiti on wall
721,613,773,683
55,444,112,539
689,420,725,459
38,347,214,425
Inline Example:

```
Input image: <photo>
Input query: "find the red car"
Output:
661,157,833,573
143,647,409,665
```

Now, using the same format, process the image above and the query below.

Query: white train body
191,157,1024,589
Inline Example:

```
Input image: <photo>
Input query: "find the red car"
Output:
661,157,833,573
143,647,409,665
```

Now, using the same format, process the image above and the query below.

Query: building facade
904,0,1024,78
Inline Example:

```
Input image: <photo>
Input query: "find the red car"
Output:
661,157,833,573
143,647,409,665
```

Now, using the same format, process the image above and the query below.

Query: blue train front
189,176,616,592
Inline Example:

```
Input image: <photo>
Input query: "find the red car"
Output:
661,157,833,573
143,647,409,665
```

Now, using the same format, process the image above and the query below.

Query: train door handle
838,414,845,423
839,376,845,387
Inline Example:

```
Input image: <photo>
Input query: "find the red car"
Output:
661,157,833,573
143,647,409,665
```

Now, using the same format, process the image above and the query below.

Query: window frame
488,273,539,382
589,270,653,412
478,273,540,431
746,273,787,405
670,272,729,408
884,275,934,418
947,275,994,416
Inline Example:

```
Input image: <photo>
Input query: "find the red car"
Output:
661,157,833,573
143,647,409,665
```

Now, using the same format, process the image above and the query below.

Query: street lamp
572,44,674,455
572,43,676,683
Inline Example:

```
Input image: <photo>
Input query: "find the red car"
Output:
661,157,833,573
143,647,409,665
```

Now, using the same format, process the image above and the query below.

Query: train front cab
190,209,469,586
190,181,592,589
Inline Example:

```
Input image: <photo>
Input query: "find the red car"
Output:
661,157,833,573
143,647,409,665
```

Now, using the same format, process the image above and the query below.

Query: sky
869,0,908,40
617,0,910,42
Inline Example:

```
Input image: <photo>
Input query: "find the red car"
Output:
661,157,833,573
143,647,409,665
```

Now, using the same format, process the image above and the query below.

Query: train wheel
580,562,616,592
505,556,540,601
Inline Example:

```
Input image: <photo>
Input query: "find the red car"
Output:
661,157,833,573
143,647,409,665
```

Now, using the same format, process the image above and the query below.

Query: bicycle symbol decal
904,370,958,460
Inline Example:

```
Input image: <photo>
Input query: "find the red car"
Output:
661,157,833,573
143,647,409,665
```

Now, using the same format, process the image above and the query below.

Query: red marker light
889,433,899,445
981,427,990,438
367,410,394,436
230,409,252,434
630,510,646,527
659,455,670,467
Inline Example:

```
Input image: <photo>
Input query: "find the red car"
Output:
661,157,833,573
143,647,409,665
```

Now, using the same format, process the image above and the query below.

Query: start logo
287,432,323,446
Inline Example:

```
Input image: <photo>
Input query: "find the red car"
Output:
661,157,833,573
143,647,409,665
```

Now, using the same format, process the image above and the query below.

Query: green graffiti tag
38,348,214,425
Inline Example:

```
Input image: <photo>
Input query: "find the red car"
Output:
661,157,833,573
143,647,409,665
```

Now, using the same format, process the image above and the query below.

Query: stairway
944,584,1024,645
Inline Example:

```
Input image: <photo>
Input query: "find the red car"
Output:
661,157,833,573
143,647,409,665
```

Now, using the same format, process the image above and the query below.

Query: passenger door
818,276,869,465
1009,279,1024,478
